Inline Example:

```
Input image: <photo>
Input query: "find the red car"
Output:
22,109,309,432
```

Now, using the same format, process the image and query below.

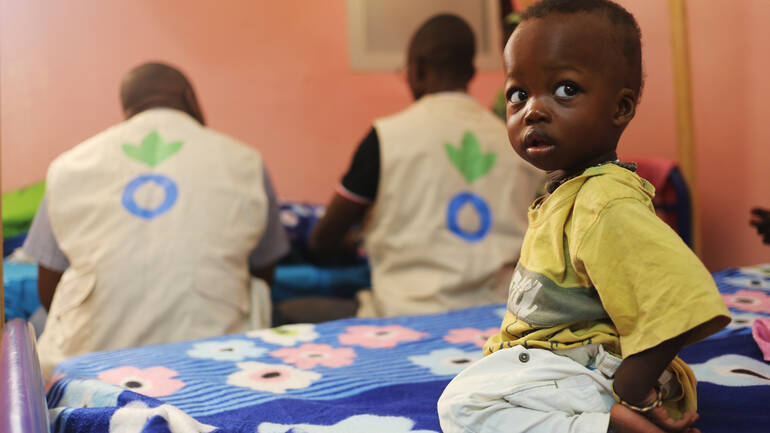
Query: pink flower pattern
338,325,428,349
270,344,356,369
444,327,499,348
722,290,770,313
98,366,185,397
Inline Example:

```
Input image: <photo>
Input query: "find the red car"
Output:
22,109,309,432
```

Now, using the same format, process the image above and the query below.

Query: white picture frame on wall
346,0,503,72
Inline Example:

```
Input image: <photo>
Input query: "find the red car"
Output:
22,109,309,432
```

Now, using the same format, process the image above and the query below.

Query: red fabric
633,157,677,190
629,157,682,236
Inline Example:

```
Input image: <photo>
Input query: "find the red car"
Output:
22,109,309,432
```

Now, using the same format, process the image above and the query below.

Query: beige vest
359,93,544,317
39,108,267,377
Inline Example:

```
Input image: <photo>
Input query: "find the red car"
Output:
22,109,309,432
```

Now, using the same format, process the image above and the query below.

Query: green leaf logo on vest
444,132,497,184
122,131,183,167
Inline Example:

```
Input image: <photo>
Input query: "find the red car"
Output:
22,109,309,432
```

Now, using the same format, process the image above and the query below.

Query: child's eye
554,82,580,99
508,88,528,104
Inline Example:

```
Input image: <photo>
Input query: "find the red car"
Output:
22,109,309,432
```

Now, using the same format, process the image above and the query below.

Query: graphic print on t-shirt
121,130,183,220
444,131,496,242
507,265,609,326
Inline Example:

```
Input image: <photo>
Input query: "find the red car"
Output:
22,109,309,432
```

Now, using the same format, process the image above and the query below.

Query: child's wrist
611,384,662,413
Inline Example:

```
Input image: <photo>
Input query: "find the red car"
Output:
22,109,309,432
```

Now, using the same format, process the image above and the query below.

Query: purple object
0,319,49,433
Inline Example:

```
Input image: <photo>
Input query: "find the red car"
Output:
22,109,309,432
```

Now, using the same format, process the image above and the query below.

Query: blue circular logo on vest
122,174,178,219
446,192,491,242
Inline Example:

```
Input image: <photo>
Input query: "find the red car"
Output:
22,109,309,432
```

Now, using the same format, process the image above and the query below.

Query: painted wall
0,0,503,202
1,0,769,270
686,1,770,270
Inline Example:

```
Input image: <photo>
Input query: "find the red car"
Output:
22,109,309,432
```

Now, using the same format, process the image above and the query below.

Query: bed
33,265,770,433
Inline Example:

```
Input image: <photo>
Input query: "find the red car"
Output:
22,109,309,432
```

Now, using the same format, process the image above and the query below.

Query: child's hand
643,406,699,433
610,404,700,433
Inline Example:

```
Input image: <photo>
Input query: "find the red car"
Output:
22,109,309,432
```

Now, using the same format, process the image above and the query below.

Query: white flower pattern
408,348,480,376
258,414,438,433
186,339,267,361
227,361,321,393
109,400,216,433
247,324,319,346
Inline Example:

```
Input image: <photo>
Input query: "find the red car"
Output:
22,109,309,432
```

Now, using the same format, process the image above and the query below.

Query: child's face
504,13,635,173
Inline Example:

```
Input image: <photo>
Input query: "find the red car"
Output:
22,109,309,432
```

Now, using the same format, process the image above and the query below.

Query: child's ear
612,88,637,127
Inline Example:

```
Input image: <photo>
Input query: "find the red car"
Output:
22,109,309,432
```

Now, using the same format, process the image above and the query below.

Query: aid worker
310,15,544,318
24,62,289,378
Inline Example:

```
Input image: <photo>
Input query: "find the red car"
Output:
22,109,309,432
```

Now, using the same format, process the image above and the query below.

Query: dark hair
521,0,643,98
409,14,476,83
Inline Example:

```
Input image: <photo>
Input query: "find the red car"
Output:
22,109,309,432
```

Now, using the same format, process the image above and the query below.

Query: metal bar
0,319,50,433
668,0,700,254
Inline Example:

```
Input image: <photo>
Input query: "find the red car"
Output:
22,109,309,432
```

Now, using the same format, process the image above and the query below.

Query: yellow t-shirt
484,163,730,413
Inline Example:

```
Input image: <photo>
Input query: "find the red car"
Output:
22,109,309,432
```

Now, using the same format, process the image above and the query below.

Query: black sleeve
340,127,380,202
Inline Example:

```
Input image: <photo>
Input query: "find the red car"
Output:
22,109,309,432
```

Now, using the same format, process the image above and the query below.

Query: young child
437,1,730,433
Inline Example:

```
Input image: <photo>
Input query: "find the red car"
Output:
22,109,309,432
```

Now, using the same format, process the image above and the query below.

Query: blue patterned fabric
277,202,367,267
272,265,370,302
3,260,40,321
46,266,770,433
3,232,27,258
273,202,370,302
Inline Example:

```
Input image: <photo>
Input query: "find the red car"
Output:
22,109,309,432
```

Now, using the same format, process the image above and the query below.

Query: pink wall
687,1,770,270
616,0,678,162
2,0,769,270
0,0,503,202
619,1,770,270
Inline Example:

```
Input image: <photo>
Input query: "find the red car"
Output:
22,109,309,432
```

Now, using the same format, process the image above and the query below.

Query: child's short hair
521,0,643,99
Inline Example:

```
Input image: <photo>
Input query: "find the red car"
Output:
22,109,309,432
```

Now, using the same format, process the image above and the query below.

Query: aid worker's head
120,62,205,125
405,14,476,101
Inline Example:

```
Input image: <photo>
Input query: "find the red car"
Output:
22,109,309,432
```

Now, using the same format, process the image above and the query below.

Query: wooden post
669,0,700,255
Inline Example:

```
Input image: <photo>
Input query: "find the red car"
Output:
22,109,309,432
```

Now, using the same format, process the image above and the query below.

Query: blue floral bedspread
47,266,770,433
